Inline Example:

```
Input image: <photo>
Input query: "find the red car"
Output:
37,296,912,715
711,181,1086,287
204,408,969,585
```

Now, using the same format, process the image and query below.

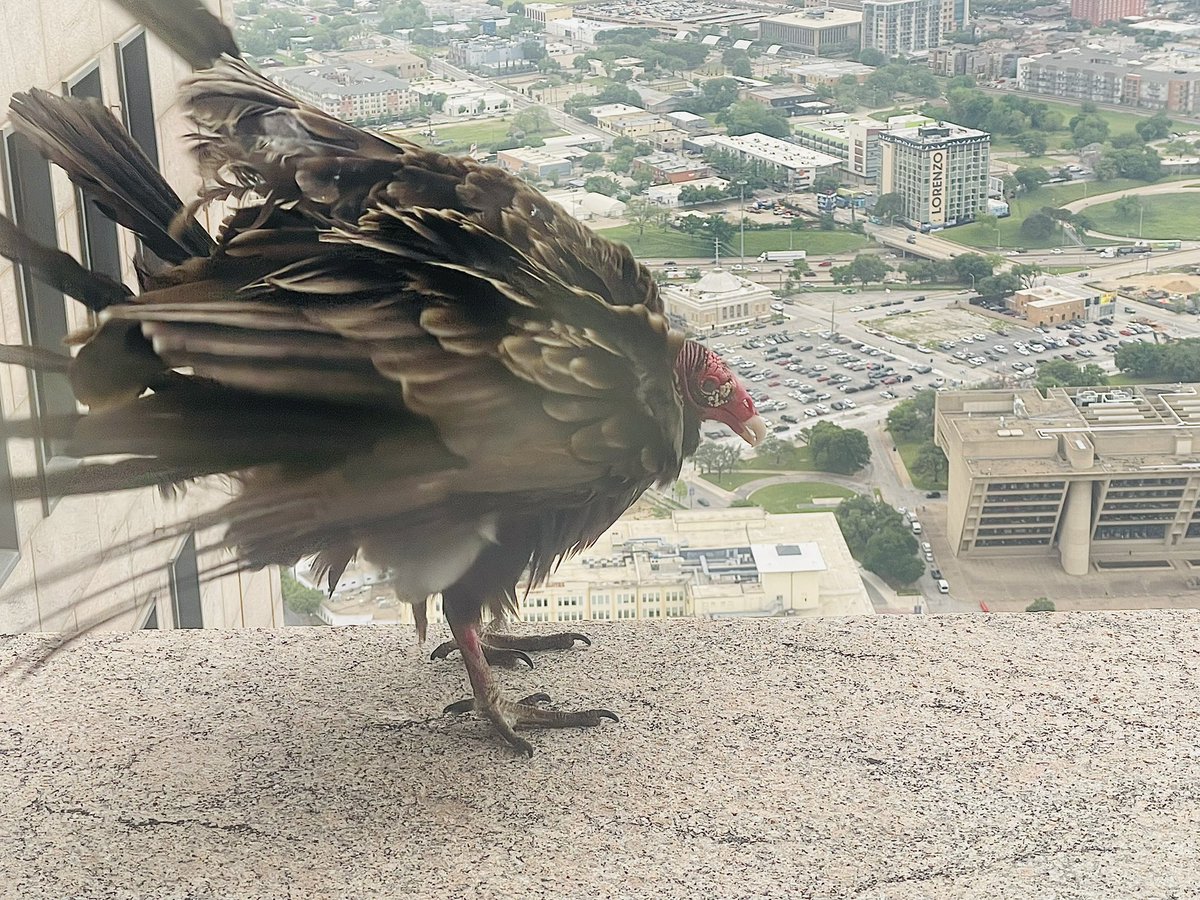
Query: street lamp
737,179,748,266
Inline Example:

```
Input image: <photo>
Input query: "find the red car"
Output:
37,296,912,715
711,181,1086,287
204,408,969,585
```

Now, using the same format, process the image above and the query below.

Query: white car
1017,347,1030,356
915,345,933,354
993,345,1008,354
973,333,987,341
1050,248,1063,254
849,305,865,312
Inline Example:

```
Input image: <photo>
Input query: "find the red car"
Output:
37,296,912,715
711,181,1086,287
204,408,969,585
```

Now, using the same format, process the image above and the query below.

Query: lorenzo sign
929,149,946,226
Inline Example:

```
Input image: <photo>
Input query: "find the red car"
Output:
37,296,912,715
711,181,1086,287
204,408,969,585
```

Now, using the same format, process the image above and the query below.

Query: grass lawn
748,482,857,512
947,178,1152,250
594,225,708,257
395,119,564,153
1074,191,1200,241
738,445,816,471
896,441,946,491
703,471,776,490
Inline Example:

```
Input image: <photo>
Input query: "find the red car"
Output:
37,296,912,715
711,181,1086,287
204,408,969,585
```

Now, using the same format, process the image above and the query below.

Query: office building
699,133,842,189
940,0,969,35
331,48,427,80
496,146,576,179
936,385,1200,574
879,122,990,230
759,9,864,57
0,0,281,632
1069,0,1144,25
743,85,830,117
862,0,943,57
317,507,874,626
270,62,416,125
448,34,545,74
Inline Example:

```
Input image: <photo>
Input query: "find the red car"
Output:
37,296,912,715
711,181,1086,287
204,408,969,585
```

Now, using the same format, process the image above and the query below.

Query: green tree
886,389,937,443
1019,211,1056,242
1114,195,1142,221
951,253,994,285
625,198,658,240
1026,597,1056,612
282,571,326,616
1015,131,1048,157
1135,111,1172,141
512,105,554,135
808,421,870,473
1070,114,1109,147
1035,359,1109,388
1114,341,1164,377
848,254,890,285
716,100,790,139
872,192,905,222
584,175,622,196
862,527,925,585
1013,166,1049,194
1011,262,1043,288
757,435,790,466
580,152,605,172
910,441,948,486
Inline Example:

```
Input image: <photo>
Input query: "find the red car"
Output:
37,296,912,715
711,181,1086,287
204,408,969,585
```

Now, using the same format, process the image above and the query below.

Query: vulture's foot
430,630,591,668
486,631,592,652
430,640,534,669
443,691,618,757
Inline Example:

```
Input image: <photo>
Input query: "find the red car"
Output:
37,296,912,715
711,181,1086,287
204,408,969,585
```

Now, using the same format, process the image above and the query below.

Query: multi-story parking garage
935,385,1200,575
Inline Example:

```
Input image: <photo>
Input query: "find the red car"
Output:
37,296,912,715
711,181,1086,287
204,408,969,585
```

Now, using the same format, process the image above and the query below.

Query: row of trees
835,496,925,586
1115,339,1200,382
884,391,948,488
1035,359,1110,389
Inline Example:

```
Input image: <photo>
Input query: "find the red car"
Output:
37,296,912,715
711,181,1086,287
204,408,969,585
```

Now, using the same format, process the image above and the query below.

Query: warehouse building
759,8,864,57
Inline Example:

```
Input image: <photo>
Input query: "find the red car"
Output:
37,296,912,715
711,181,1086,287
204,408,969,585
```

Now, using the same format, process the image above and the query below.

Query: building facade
1010,278,1116,325
448,34,545,74
1016,49,1200,115
660,270,776,330
317,507,874,626
862,0,942,57
0,0,281,632
759,9,864,57
879,122,990,230
270,62,416,125
936,385,1200,574
702,133,842,189
1069,0,1145,25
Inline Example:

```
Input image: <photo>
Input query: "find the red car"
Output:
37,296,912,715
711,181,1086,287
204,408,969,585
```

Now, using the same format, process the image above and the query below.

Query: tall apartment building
1070,0,1145,25
939,0,970,35
936,385,1200,575
1016,49,1200,114
879,122,990,230
759,9,864,57
270,62,416,126
862,0,943,56
0,0,281,632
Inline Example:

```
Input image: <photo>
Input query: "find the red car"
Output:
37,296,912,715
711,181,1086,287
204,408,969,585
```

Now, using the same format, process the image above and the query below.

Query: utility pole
737,179,748,266
830,297,836,336
714,235,720,267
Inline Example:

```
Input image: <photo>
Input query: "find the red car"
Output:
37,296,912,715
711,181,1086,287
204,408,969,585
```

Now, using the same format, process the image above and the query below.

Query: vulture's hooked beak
738,415,768,447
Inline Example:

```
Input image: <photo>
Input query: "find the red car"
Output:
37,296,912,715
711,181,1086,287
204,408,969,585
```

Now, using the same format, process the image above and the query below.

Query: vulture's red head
675,341,767,446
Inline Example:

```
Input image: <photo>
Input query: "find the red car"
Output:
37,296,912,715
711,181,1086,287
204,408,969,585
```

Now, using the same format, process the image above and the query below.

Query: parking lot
699,321,946,443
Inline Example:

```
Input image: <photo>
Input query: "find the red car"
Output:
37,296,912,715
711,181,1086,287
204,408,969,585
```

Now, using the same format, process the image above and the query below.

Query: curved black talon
518,692,553,705
443,698,475,715
484,647,535,670
595,710,619,722
430,641,458,661
567,633,592,647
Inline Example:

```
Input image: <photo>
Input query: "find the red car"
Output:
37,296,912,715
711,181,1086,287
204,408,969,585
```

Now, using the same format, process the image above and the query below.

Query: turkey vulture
0,0,764,755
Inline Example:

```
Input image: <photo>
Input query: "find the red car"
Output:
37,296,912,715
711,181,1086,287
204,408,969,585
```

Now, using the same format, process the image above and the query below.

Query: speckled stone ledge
1,612,1199,900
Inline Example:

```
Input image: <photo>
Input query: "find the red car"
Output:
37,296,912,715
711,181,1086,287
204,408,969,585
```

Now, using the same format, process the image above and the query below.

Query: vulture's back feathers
0,0,702,622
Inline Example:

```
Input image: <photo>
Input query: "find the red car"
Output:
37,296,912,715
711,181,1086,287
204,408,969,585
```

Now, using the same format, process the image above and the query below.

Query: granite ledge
1,611,1199,900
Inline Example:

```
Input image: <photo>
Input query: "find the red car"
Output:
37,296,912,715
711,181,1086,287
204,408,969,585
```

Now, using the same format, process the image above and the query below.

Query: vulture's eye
701,378,719,394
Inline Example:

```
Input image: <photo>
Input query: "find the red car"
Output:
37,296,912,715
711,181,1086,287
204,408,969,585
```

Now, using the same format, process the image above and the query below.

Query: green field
739,444,817,472
1074,191,1200,241
391,118,564,153
947,178,1152,250
597,225,870,259
747,482,857,512
704,471,778,490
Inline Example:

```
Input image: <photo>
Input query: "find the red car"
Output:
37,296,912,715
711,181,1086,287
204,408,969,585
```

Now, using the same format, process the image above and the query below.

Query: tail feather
111,0,240,70
8,90,215,265
0,212,132,312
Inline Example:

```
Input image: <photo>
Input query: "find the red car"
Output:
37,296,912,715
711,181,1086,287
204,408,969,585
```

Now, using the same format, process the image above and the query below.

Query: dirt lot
863,307,1012,345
